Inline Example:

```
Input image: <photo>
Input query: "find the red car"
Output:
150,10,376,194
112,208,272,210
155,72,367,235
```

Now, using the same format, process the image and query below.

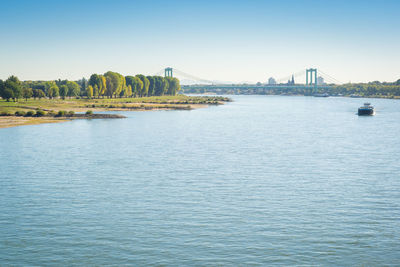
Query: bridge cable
173,68,222,84
318,69,343,84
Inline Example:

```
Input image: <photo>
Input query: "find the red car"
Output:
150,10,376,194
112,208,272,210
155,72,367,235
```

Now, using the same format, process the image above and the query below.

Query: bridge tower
306,68,317,86
164,67,173,78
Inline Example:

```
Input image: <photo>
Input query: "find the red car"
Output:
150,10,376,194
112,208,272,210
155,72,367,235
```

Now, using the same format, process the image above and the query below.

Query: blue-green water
1,96,400,266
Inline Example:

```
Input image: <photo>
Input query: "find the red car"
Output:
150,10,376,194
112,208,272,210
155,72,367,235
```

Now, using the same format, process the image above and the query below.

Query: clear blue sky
0,0,399,83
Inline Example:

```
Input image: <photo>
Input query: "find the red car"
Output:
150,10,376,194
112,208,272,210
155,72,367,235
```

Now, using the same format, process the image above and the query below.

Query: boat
313,93,329,97
350,94,362,98
358,103,374,116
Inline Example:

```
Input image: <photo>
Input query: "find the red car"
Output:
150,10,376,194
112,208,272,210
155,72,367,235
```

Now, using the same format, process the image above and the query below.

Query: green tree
5,76,22,101
104,71,122,98
86,85,94,98
22,87,33,101
93,85,99,98
88,74,101,88
105,76,113,98
133,77,143,97
44,81,55,98
173,77,181,95
33,89,40,99
47,84,59,99
0,79,4,99
59,85,69,99
52,85,60,98
78,77,87,95
125,76,135,93
2,88,14,101
7,75,20,84
162,77,169,95
154,76,166,96
35,89,46,99
146,76,156,96
136,75,149,97
116,73,126,97
89,74,104,98
66,81,80,98
126,85,132,97
174,78,181,95
99,75,107,97
165,77,180,95
125,76,141,97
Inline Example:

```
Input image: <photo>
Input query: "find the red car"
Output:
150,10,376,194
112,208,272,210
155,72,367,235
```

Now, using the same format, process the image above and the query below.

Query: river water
1,95,399,266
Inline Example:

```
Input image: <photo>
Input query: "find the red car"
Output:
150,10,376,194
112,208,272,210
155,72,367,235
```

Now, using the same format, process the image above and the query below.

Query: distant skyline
1,0,399,83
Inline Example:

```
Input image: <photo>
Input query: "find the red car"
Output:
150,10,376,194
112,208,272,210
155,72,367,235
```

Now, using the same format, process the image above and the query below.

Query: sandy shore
0,113,128,128
0,116,67,128
0,104,207,129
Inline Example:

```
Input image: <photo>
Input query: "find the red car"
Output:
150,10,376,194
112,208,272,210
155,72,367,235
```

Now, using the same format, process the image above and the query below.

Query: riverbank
185,90,400,99
0,116,67,128
0,114,126,128
0,95,231,128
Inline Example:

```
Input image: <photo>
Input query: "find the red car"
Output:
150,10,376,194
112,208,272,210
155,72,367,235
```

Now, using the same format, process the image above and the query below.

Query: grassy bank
0,95,231,128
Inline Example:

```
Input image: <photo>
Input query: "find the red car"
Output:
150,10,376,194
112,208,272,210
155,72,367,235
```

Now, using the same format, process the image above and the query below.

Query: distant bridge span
182,84,334,90
157,67,341,89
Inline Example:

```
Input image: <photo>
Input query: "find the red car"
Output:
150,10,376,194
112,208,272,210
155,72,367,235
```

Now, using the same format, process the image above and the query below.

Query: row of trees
329,80,400,97
184,79,400,97
0,76,40,101
0,71,181,101
86,72,180,98
0,76,84,101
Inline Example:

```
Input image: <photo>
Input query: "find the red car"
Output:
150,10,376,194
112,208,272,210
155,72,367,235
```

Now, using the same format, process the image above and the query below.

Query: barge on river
358,103,374,116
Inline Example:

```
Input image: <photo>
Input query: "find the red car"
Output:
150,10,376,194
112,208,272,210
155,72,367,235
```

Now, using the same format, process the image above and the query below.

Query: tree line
329,80,400,97
0,71,181,101
184,79,400,98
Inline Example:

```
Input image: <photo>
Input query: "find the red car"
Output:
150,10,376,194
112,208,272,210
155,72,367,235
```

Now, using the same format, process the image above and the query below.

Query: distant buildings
287,75,295,85
317,76,325,85
268,77,276,85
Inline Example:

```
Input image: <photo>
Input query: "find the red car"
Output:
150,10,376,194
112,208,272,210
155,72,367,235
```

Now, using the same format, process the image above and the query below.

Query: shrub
47,110,56,116
35,109,45,117
85,110,93,115
0,112,11,116
67,111,75,117
15,111,26,116
25,111,35,117
56,110,66,117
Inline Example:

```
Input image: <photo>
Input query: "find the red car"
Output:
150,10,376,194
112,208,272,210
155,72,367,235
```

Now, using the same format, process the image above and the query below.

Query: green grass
0,95,231,113
87,95,230,104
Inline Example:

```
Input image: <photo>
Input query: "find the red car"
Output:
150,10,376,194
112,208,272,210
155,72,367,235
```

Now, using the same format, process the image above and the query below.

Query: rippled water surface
1,96,400,266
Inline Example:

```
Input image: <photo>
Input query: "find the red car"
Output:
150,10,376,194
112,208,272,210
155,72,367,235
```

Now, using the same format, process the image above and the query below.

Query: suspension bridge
155,67,341,92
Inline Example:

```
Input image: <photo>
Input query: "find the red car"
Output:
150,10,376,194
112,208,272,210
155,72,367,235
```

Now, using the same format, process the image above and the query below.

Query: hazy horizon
1,0,399,83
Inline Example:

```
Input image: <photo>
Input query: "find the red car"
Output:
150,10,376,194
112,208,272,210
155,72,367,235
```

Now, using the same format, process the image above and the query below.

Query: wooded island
0,71,231,128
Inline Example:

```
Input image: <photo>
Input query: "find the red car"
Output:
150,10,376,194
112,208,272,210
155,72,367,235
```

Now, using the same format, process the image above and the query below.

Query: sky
0,0,399,83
